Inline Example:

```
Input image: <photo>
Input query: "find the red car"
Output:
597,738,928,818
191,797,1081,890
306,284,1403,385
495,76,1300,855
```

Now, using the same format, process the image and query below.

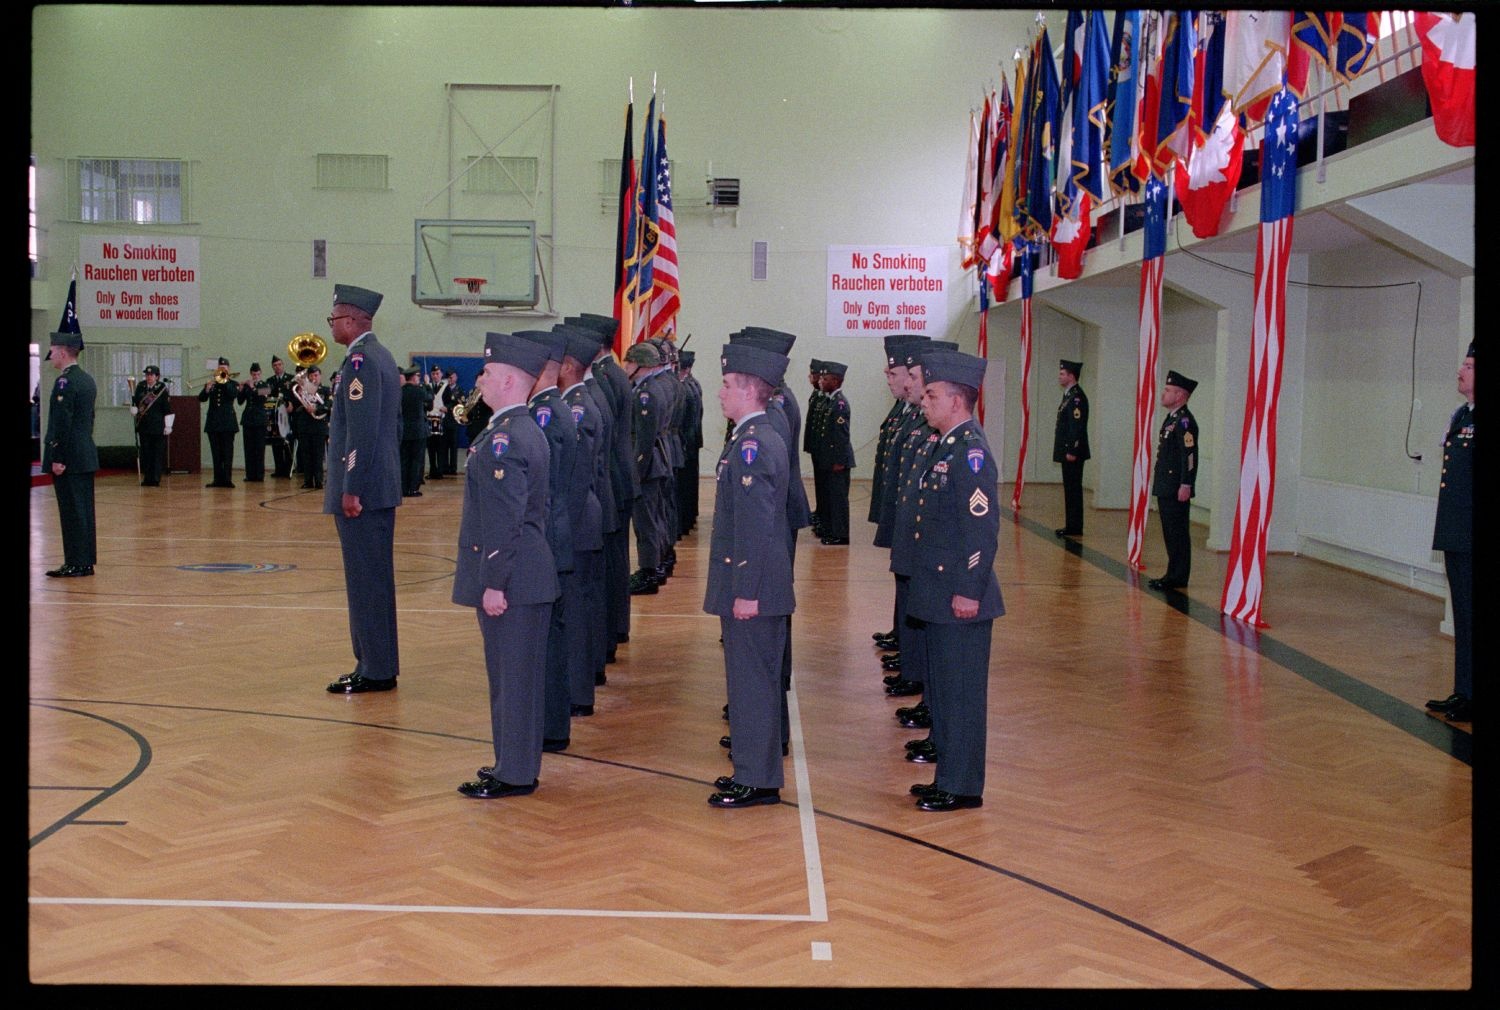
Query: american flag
1127,176,1168,571
648,112,680,337
1222,85,1298,627
1010,238,1033,510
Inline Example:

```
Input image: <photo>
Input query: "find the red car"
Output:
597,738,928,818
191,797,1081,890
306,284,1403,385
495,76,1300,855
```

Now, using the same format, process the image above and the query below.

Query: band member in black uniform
1425,342,1474,724
805,360,828,536
268,355,294,478
298,366,331,489
706,341,795,809
906,349,1004,812
463,389,493,447
43,331,99,577
817,361,854,544
400,367,430,496
199,356,239,488
1147,370,1199,591
454,331,557,798
1053,358,1090,537
237,363,271,482
130,364,172,486
426,364,452,479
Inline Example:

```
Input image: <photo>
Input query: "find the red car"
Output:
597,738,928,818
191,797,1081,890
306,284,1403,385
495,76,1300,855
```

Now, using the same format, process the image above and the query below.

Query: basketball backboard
411,219,537,310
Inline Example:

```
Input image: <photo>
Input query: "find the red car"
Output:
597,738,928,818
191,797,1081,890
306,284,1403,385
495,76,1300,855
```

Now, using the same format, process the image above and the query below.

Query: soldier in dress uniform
558,327,611,711
131,364,173,486
624,340,672,594
1425,342,1474,724
816,361,855,545
425,364,453,480
43,331,99,577
237,363,271,482
905,349,1004,812
514,330,578,752
1053,358,1090,537
869,336,923,652
322,284,403,695
706,341,796,809
298,366,331,489
399,366,431,496
268,355,295,478
677,349,705,537
1147,370,1199,591
199,356,240,488
804,360,828,536
453,331,557,799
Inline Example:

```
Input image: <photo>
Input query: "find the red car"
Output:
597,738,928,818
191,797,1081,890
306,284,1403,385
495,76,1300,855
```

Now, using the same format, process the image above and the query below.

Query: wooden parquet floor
27,473,1472,988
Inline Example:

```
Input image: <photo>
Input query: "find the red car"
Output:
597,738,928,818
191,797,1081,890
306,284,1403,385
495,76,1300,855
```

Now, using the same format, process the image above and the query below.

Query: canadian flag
1415,12,1476,148
1049,193,1092,280
1175,101,1245,239
985,241,1014,303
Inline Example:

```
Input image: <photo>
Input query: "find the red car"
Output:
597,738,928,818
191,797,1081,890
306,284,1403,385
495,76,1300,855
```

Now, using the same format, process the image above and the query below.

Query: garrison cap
143,364,161,376
250,362,262,373
822,360,848,378
721,342,789,387
1059,359,1083,377
558,328,603,365
401,366,421,378
1467,341,1475,359
808,359,825,373
623,341,662,366
737,327,796,355
568,313,619,344
484,331,549,378
46,331,83,359
332,283,383,316
514,329,567,363
272,355,283,365
679,350,696,367
921,350,987,390
1165,369,1198,394
885,334,927,367
906,339,957,368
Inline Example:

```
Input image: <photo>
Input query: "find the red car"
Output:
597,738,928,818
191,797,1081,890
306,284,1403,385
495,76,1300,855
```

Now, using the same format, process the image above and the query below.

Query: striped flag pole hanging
1127,176,1169,570
976,261,989,426
1222,85,1299,626
648,108,680,337
1010,238,1033,510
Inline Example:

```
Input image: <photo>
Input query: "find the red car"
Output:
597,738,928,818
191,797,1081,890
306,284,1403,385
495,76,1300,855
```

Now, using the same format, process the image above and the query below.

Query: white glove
130,406,139,415
164,414,175,435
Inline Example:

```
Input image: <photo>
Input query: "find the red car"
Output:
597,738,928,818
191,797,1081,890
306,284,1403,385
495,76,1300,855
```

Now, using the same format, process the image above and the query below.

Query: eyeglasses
327,314,354,326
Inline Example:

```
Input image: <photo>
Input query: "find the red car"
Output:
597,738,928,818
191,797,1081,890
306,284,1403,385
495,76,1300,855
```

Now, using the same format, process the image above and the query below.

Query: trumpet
194,365,241,386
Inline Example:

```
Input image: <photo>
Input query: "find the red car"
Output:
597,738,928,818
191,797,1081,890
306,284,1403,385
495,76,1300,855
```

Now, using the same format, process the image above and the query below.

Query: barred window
68,158,192,224
103,344,187,408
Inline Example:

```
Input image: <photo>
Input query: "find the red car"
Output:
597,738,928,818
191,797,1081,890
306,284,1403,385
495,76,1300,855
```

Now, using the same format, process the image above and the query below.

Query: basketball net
454,277,486,310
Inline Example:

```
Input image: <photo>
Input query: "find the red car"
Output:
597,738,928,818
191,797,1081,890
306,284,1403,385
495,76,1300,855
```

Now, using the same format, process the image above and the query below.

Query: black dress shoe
916,790,982,812
881,655,903,671
244,477,264,483
904,746,936,764
722,703,730,722
1425,693,1465,712
1443,699,1473,722
628,571,659,595
872,629,896,642
617,632,630,644
300,482,315,489
904,737,933,752
326,672,397,694
886,679,923,697
882,673,906,687
899,707,932,730
595,670,607,686
1055,527,1081,538
713,774,736,791
1147,578,1185,591
895,701,928,721
542,737,570,752
820,537,849,545
873,635,899,651
719,735,732,749
458,773,538,799
62,565,94,577
909,781,941,798
707,782,781,808
45,564,87,577
570,704,594,717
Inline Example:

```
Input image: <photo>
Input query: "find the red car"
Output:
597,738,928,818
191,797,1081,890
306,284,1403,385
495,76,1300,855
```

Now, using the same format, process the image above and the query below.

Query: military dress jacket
43,363,99,473
681,375,704,457
804,389,827,457
238,379,271,429
888,421,940,575
817,390,856,469
1053,383,1091,461
400,383,431,441
323,332,402,514
905,419,1005,625
771,385,812,530
582,377,619,529
1433,402,1473,553
631,371,672,483
198,379,240,434
132,379,171,437
1151,406,1198,498
452,405,558,608
592,353,641,506
529,387,578,573
562,382,606,553
874,405,929,547
703,414,795,618
867,399,907,523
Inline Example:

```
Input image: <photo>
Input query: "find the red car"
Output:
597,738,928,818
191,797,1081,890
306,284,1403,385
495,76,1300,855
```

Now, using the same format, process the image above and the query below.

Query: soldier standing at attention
1425,342,1474,724
706,341,795,809
322,284,403,695
43,330,99,577
454,332,557,799
200,356,239,488
1053,358,1090,538
817,361,854,545
399,367,430,496
237,363,271,482
905,349,1004,812
1147,371,1199,592
131,364,173,487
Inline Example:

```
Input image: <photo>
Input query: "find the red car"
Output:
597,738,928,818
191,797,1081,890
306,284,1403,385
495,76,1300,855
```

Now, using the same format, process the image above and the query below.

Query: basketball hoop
453,276,487,310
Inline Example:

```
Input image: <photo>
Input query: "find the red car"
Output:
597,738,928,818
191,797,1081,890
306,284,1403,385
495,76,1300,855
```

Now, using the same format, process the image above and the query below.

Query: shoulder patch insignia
639,391,651,404
571,404,585,423
349,352,365,371
967,447,985,473
741,475,754,487
492,431,510,457
837,416,847,425
1073,408,1082,419
968,551,981,570
968,488,990,516
536,405,552,428
740,438,759,465
57,378,69,390
348,377,364,401
1183,432,1194,448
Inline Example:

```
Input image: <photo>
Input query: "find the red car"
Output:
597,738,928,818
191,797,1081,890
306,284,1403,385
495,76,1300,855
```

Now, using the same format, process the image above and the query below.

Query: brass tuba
455,385,481,426
288,332,328,369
